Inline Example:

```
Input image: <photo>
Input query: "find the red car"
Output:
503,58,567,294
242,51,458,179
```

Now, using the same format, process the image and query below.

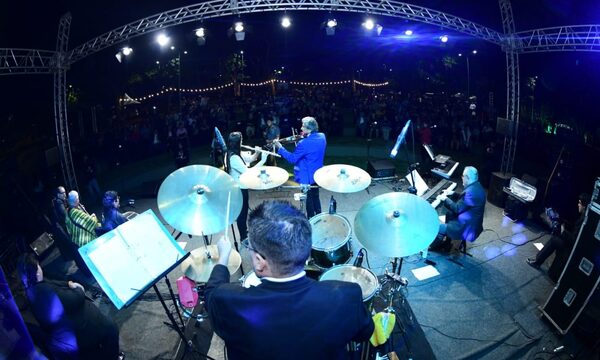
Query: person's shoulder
314,279,362,297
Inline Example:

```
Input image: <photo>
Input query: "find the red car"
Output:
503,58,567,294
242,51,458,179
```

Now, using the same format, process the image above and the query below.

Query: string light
120,79,389,103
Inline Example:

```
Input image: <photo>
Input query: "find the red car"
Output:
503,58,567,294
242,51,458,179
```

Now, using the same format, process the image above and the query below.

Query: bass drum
310,213,352,269
319,265,379,307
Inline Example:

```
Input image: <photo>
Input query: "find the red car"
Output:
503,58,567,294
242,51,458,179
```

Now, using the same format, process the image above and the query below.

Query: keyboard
432,159,459,179
422,179,457,208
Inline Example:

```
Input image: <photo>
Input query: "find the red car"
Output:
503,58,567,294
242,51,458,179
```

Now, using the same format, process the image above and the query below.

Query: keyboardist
435,166,486,251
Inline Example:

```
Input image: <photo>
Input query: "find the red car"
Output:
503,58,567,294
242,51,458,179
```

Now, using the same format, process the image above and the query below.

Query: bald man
437,166,486,248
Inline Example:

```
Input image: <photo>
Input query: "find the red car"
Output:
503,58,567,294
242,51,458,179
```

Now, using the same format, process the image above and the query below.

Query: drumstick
224,191,231,241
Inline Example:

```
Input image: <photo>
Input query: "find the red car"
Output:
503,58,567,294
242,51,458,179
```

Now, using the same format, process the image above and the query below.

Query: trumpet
241,144,281,158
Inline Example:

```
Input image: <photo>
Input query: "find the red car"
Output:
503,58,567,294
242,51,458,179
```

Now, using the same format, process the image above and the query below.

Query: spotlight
281,16,291,28
404,29,413,36
234,21,245,41
325,19,337,36
362,19,375,30
195,28,205,38
458,53,463,57
156,33,170,47
234,22,244,33
376,24,383,36
472,50,478,55
121,47,133,56
440,35,449,43
115,52,123,63
170,45,175,50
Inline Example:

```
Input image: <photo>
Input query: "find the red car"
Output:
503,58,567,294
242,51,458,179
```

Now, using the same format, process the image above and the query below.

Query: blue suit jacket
278,132,326,184
443,181,486,242
205,265,374,360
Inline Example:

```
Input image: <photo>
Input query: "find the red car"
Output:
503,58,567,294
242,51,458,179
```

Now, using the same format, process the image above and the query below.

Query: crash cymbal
157,165,242,235
354,192,439,258
314,164,371,193
181,245,242,282
239,166,290,190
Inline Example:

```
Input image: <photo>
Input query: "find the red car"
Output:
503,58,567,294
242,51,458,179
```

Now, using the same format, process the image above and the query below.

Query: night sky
1,1,599,129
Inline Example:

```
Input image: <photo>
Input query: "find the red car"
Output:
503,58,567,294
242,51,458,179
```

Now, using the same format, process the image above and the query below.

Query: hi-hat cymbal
354,192,439,258
239,166,289,190
157,165,242,235
181,245,242,282
314,164,372,193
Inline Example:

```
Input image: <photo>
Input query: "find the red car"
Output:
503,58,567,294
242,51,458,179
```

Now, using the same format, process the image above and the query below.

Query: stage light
115,52,122,63
404,29,413,36
440,35,449,43
156,61,160,64
195,28,205,38
281,16,291,28
122,47,133,56
183,51,188,55
327,19,337,28
170,46,175,50
325,19,337,36
472,50,478,55
363,19,375,30
376,24,383,36
156,33,170,47
234,22,244,33
458,53,463,57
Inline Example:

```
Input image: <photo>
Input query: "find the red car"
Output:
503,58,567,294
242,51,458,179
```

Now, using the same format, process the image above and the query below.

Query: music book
79,209,186,309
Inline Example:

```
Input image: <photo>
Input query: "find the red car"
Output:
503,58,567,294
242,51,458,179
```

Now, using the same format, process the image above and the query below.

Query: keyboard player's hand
437,194,447,202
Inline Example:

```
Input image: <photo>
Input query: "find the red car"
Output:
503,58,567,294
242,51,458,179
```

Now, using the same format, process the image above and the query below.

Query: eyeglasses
241,238,266,259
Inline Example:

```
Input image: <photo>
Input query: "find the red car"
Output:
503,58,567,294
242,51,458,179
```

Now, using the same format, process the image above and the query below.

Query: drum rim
318,264,379,300
310,213,352,251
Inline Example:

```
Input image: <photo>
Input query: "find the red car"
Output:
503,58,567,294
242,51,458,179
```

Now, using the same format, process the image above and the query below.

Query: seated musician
526,193,590,268
435,166,486,250
96,191,128,236
205,201,374,360
18,253,122,360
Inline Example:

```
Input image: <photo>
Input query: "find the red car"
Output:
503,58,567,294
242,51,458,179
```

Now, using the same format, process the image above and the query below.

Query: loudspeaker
29,232,54,258
367,159,396,178
496,117,514,137
541,203,600,334
488,172,511,207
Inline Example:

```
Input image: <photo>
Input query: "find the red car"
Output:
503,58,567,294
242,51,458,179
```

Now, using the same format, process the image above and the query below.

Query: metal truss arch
0,49,57,75
67,0,504,64
514,25,600,53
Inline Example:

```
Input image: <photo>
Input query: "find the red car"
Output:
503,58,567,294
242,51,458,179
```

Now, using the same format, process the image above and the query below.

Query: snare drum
310,213,352,268
319,265,379,305
239,271,262,288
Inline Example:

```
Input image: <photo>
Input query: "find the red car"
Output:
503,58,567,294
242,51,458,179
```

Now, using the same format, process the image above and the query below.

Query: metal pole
466,56,471,97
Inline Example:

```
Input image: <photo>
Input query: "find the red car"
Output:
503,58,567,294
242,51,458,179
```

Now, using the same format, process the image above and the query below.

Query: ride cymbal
354,192,439,258
239,166,289,190
181,245,241,282
157,165,242,235
314,164,371,193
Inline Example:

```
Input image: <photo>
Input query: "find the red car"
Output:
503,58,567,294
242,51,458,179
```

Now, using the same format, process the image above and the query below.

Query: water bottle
328,196,337,214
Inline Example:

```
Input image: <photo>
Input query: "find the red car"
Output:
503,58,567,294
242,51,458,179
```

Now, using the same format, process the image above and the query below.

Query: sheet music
80,210,186,309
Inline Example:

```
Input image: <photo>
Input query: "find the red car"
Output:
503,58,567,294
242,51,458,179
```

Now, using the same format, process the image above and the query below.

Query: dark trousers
306,186,321,219
237,189,249,240
534,234,569,266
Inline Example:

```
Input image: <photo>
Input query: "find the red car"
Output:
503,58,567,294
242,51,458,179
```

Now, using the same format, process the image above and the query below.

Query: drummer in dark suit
437,166,486,249
205,200,374,360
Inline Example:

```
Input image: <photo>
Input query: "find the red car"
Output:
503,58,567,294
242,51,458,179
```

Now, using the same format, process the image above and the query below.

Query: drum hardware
310,213,353,269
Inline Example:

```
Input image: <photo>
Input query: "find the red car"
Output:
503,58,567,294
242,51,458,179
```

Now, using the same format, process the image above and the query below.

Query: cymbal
157,165,242,235
314,164,371,193
239,166,289,190
354,192,439,258
181,245,242,282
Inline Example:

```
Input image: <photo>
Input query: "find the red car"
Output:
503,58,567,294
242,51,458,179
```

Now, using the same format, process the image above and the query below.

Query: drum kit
157,163,438,307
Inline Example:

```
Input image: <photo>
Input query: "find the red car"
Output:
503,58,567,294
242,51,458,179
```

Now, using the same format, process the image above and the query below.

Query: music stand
78,210,196,354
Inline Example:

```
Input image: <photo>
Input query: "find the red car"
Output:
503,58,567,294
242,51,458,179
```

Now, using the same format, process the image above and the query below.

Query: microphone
214,127,227,151
390,120,411,158
353,248,365,267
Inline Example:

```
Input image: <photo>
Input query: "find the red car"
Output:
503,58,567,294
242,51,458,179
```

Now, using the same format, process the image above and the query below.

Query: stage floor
34,139,598,359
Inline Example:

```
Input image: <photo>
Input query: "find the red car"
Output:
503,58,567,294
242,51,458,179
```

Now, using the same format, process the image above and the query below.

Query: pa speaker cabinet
541,202,600,334
488,172,511,208
367,159,396,178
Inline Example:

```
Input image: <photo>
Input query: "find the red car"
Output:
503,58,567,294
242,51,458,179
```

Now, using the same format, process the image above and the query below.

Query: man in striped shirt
66,191,100,248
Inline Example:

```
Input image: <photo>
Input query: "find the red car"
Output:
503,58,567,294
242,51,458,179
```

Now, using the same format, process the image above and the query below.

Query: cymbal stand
380,257,409,312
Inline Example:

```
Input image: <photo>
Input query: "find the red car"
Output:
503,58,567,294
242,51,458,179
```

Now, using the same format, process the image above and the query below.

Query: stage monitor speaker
496,117,514,137
488,172,511,207
367,159,396,179
541,184,600,334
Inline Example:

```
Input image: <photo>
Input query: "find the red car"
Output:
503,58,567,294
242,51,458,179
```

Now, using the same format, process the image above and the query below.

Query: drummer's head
301,117,318,134
227,132,243,154
462,166,478,187
247,201,312,278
